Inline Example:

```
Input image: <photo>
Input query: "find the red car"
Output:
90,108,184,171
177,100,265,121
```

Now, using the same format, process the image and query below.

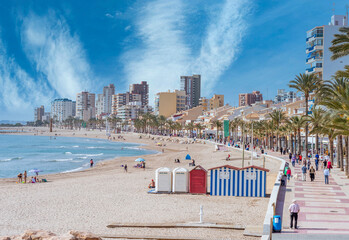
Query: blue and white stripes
210,166,267,197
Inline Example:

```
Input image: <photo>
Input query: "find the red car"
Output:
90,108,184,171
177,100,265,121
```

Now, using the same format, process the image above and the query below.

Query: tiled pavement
264,151,349,239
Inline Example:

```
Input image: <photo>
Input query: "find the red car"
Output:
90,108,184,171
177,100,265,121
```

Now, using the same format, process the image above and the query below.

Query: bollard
270,217,273,239
272,202,276,216
199,205,203,223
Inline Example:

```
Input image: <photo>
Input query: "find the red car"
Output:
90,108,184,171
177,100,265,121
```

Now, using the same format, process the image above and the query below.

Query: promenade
267,151,349,239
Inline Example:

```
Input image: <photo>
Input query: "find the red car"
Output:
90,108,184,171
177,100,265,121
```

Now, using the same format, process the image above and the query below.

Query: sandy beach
0,127,281,239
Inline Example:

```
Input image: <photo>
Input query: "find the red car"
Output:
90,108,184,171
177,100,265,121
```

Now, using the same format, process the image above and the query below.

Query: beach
0,127,281,239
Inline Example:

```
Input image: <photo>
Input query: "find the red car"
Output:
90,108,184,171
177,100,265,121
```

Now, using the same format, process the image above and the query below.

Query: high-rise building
34,105,45,122
154,90,186,117
180,74,201,109
51,99,74,122
274,89,297,103
111,92,141,115
76,91,95,121
103,84,115,114
306,14,349,80
96,94,105,118
129,81,149,106
239,91,263,107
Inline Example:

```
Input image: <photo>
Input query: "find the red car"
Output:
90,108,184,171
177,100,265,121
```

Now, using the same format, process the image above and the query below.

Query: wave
74,153,103,157
86,146,105,149
75,156,88,159
62,167,83,173
49,158,73,162
71,160,83,163
123,146,144,151
65,152,72,155
72,145,79,148
0,157,23,162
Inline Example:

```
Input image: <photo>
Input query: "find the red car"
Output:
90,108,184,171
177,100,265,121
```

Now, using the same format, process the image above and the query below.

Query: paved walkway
262,150,349,238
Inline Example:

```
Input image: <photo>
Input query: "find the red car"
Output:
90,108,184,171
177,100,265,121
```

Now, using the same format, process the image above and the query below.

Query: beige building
111,92,141,115
76,91,95,121
199,94,224,111
155,90,186,117
209,94,224,110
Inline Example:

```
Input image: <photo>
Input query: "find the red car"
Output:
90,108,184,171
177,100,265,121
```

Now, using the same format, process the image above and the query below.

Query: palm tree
195,123,204,138
268,109,287,151
213,120,222,141
288,116,305,155
157,115,167,134
329,27,349,60
185,122,195,138
304,108,326,155
289,73,322,156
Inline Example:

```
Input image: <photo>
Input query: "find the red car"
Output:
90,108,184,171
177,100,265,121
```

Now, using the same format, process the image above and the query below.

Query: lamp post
241,110,245,168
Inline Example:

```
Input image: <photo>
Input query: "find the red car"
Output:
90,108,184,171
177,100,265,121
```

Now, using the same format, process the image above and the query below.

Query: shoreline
0,132,160,181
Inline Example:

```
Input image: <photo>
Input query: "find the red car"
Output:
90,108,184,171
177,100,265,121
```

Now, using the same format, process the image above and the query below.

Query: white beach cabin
172,167,189,193
155,167,172,193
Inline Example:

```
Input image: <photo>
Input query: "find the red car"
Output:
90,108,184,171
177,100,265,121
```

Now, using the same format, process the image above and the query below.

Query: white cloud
105,11,123,19
21,12,93,100
123,0,252,104
193,0,252,96
0,38,53,119
123,0,192,104
124,25,131,31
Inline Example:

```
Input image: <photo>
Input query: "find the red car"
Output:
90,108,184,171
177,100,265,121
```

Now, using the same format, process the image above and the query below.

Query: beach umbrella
135,158,145,162
185,154,191,160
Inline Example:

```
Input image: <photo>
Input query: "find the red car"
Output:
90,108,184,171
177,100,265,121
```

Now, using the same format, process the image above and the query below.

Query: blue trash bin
273,215,281,232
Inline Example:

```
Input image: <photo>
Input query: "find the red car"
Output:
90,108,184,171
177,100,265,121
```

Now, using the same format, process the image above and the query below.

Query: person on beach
90,159,94,168
148,179,155,189
289,200,300,229
17,173,22,183
324,168,330,184
124,164,127,173
309,166,315,181
301,165,307,181
23,171,27,183
286,168,291,181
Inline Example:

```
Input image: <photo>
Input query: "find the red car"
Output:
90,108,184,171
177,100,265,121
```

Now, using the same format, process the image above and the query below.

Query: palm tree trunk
305,95,309,156
298,129,301,155
330,137,334,163
291,134,294,154
337,136,341,168
315,134,319,154
340,135,344,171
345,136,349,177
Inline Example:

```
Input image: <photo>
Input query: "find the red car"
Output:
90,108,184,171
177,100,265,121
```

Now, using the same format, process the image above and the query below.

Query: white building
103,84,115,114
76,91,96,121
96,94,105,118
274,89,297,103
306,14,349,80
51,98,74,122
116,102,152,121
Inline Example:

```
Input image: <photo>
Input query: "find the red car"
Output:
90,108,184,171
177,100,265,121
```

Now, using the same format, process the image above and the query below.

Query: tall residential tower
180,74,201,109
306,14,349,80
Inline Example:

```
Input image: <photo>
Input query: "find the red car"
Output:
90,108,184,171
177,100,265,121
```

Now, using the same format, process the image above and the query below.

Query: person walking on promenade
324,168,330,184
280,147,283,155
289,152,292,161
327,160,333,172
299,154,303,163
309,166,316,181
315,157,319,171
289,200,300,229
307,158,311,170
323,158,327,170
291,156,296,167
302,165,307,181
286,168,292,181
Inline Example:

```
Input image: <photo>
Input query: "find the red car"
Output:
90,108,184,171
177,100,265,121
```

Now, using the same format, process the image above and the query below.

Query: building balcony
306,66,322,74
306,33,324,43
306,56,323,64
306,45,323,54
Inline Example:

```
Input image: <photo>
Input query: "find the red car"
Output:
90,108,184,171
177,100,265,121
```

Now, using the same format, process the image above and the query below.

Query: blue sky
0,0,348,121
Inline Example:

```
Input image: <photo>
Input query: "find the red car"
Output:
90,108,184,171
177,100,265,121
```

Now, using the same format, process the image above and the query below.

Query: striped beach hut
209,165,269,197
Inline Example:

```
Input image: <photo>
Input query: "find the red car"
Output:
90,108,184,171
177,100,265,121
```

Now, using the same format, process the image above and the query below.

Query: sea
0,135,157,178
